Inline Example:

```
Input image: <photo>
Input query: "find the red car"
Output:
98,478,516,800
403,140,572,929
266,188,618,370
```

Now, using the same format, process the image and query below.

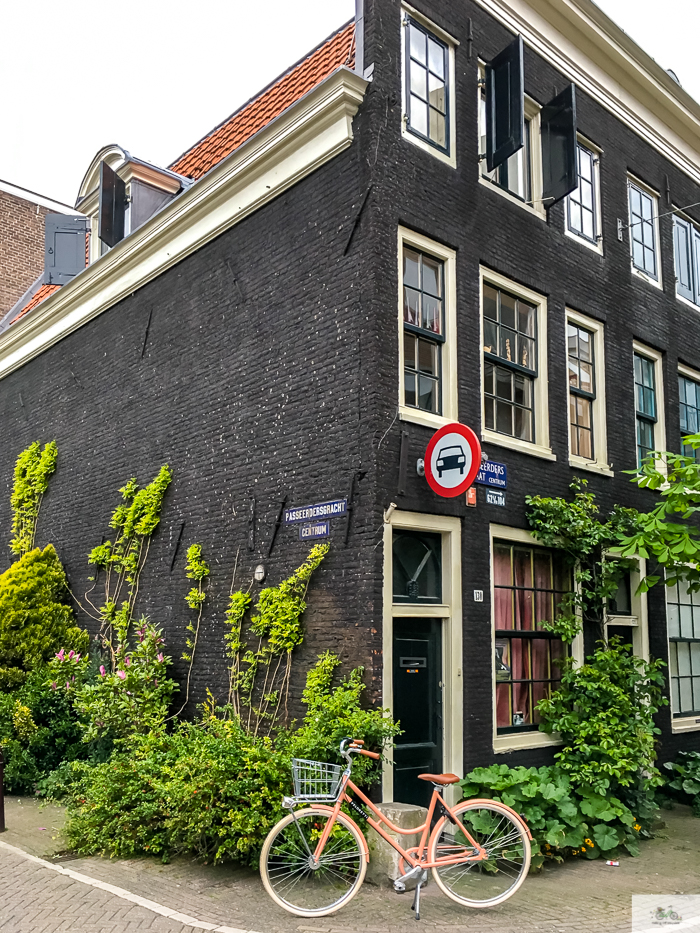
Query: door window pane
393,530,442,603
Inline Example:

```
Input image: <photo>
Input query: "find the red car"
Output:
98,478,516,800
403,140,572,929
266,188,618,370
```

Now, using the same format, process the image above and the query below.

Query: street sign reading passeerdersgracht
475,460,507,488
284,499,347,524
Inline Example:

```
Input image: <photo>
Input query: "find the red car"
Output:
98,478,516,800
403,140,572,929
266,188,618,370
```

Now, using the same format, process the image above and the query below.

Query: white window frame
679,362,700,456
633,340,666,470
604,556,649,661
672,211,700,311
478,63,545,221
566,309,611,476
627,175,663,291
664,572,700,734
382,510,463,801
565,136,603,254
489,524,583,754
398,227,458,430
401,4,457,169
480,268,553,461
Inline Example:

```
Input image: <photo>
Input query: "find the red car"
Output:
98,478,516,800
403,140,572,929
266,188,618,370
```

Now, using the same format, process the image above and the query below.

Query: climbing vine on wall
10,441,58,558
224,543,329,735
85,465,172,666
173,543,210,717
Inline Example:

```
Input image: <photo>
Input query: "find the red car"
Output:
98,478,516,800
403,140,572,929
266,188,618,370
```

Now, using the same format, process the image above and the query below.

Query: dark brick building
2,0,700,804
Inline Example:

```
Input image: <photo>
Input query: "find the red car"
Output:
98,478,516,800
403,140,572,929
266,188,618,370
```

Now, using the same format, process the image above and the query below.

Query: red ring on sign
424,423,482,498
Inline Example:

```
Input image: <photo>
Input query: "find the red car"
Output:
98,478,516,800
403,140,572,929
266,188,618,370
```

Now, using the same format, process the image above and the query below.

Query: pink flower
99,665,106,676
56,649,65,661
74,654,81,662
51,682,57,690
117,670,126,680
66,681,70,690
157,653,164,662
68,650,74,660
126,657,131,666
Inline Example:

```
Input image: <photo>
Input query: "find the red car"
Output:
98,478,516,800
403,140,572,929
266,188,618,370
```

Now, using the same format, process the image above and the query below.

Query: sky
1,0,699,206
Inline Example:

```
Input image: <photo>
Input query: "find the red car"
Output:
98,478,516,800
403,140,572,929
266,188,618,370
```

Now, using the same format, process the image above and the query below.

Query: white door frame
382,510,463,802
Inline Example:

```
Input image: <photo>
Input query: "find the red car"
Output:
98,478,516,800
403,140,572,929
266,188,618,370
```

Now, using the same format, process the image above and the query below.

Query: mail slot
400,657,427,668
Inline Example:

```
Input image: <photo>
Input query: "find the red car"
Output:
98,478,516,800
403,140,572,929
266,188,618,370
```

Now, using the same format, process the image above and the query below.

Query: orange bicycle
260,738,532,920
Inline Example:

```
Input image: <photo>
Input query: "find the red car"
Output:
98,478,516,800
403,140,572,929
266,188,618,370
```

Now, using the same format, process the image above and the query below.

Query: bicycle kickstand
410,870,428,921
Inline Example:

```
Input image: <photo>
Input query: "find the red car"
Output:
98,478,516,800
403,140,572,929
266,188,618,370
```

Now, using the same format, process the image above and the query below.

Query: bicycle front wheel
260,807,367,917
429,800,530,908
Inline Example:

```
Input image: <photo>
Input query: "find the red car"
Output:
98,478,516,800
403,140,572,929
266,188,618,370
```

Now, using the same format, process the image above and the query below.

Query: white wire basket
291,758,344,801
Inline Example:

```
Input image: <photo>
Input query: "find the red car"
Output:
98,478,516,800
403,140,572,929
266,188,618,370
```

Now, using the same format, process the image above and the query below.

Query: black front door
392,617,443,806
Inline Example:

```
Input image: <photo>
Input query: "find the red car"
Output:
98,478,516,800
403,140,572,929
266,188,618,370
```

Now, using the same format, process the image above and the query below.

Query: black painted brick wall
1,0,700,773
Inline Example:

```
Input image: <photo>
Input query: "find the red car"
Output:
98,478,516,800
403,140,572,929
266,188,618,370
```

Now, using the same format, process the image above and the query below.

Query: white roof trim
474,0,700,185
0,179,83,215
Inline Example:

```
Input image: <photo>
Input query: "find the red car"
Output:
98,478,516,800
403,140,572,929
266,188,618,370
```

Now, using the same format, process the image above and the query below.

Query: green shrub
461,764,647,869
0,546,89,690
663,751,700,816
58,654,397,864
71,620,177,742
537,639,667,795
0,667,88,794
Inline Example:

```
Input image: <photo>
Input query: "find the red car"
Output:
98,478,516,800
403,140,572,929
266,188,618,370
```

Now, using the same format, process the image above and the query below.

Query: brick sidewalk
2,797,699,933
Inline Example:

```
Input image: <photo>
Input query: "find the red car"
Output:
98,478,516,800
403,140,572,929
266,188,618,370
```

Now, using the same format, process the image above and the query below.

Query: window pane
404,331,416,367
428,73,445,112
429,109,446,147
418,374,438,412
484,285,498,320
578,328,592,362
409,23,426,63
404,286,420,325
496,400,512,434
494,544,512,586
404,369,416,407
393,530,441,602
410,61,427,99
500,291,516,330
403,248,420,288
422,255,441,297
422,294,441,333
484,360,494,394
418,338,437,374
428,36,444,77
410,96,427,135
514,406,533,441
582,209,594,240
484,319,497,355
514,548,532,588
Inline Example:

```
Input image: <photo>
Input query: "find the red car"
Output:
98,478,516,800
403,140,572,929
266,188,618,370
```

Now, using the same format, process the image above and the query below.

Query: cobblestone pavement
1,797,699,933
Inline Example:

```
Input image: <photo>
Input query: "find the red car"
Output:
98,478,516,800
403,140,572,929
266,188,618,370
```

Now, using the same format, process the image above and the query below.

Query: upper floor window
634,351,657,466
566,143,600,245
483,283,536,443
481,271,551,460
628,180,659,282
567,322,595,459
679,372,700,457
401,11,456,166
479,89,540,207
673,215,700,306
398,228,457,429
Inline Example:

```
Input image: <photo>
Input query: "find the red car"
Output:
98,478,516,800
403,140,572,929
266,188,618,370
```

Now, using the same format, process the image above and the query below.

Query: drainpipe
355,0,364,77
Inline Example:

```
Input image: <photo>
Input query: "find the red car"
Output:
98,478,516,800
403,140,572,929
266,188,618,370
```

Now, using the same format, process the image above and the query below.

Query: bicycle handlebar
339,738,381,761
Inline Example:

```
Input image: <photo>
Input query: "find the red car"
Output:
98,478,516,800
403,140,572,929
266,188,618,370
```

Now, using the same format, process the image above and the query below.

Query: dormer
76,145,189,263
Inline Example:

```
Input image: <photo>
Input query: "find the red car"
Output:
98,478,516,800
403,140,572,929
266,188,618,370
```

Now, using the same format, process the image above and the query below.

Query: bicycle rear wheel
260,807,367,917
429,800,530,908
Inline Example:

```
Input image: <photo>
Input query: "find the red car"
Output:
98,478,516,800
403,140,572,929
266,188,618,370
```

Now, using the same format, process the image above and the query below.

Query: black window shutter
541,84,578,207
485,36,524,173
44,214,88,285
98,161,126,248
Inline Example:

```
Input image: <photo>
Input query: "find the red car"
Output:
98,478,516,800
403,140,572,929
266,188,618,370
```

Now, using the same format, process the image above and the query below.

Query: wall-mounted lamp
416,458,425,477
383,502,397,523
254,563,267,583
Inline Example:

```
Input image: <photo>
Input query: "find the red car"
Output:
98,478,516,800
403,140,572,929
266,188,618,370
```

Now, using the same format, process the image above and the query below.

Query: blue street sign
284,498,347,524
299,520,331,541
475,460,507,488
486,490,506,507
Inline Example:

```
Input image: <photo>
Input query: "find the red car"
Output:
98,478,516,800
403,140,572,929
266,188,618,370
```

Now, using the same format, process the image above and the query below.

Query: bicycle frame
310,772,531,869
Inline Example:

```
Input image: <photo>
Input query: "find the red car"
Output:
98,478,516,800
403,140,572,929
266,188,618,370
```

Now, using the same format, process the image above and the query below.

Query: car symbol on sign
436,445,466,477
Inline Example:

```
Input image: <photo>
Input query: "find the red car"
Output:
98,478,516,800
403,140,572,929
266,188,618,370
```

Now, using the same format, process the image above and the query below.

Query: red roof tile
170,21,355,180
10,283,61,325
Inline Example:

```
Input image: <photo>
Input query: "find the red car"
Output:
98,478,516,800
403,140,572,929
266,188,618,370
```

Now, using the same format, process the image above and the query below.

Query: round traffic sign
424,423,481,498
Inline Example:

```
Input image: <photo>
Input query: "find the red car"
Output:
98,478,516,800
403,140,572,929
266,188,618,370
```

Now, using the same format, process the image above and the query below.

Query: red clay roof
170,21,355,180
10,282,61,325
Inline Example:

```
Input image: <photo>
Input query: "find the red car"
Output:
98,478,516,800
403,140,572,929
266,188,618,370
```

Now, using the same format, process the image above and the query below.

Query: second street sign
475,460,507,489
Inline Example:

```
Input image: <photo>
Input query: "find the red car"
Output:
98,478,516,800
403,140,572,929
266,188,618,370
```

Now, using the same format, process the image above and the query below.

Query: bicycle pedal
393,881,406,894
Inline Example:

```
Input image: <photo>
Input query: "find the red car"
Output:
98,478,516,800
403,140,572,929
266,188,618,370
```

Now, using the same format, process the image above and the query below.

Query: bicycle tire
428,800,531,909
260,807,367,917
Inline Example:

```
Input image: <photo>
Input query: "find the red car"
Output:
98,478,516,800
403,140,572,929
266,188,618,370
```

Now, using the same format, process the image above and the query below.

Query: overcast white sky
1,0,698,206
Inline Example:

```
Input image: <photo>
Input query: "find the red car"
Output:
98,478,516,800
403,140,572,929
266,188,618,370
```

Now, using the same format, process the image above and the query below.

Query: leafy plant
537,640,667,795
225,544,329,733
71,621,177,742
173,544,210,717
0,545,89,690
85,465,172,665
10,441,57,557
663,750,700,816
460,764,647,868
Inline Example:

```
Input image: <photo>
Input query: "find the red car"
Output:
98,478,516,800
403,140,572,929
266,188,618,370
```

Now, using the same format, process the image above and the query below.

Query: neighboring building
2,0,700,805
0,179,80,320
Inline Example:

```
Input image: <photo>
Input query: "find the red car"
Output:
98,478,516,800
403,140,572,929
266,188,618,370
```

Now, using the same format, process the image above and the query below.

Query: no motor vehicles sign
424,422,481,498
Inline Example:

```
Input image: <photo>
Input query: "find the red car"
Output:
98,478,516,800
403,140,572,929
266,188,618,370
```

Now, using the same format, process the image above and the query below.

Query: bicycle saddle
417,772,460,785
